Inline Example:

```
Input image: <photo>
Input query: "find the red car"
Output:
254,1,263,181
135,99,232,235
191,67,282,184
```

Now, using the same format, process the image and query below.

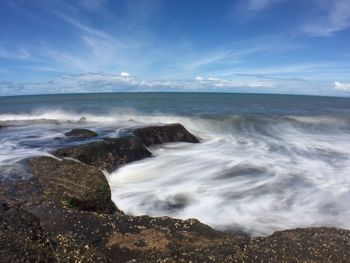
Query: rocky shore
1,124,350,262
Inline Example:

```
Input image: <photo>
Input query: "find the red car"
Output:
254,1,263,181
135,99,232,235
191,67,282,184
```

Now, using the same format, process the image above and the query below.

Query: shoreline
1,124,350,262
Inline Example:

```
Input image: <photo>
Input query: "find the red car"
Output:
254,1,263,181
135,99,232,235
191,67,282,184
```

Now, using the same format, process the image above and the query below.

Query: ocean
1,92,350,236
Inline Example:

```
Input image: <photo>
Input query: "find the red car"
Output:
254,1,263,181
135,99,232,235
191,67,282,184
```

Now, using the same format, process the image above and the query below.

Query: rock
0,125,7,130
243,227,350,262
54,136,152,172
26,202,247,263
78,117,87,123
0,203,56,262
65,128,97,138
30,157,117,213
133,123,199,146
0,177,45,207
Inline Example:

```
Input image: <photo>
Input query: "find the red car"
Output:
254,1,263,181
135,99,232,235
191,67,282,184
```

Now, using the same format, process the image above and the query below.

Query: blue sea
1,92,350,236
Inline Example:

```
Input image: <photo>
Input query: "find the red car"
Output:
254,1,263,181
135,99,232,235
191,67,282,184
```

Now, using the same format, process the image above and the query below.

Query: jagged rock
133,123,199,146
54,136,152,172
30,157,117,213
0,203,56,262
65,128,97,138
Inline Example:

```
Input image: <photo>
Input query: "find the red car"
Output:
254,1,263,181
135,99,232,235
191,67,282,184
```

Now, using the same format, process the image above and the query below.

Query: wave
2,109,350,235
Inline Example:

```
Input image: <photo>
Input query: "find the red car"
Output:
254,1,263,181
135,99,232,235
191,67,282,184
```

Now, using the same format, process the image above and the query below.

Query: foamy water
1,93,350,236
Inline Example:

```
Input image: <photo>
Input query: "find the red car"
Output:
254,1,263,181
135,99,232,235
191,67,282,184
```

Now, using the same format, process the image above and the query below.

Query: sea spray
1,93,350,235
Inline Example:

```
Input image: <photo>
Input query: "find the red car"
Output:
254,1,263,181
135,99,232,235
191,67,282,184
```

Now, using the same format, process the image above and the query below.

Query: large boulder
30,157,117,213
65,128,97,138
54,136,152,172
0,203,56,262
133,123,199,147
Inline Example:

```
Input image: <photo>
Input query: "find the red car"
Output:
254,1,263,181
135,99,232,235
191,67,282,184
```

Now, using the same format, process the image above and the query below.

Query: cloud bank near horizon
0,72,338,97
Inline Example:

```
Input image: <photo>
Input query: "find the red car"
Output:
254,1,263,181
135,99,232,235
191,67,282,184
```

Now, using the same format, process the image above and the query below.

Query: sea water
1,92,350,236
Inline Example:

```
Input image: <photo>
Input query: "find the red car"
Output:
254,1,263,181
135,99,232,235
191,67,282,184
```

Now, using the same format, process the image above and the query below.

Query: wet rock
0,203,56,262
30,157,117,213
243,227,350,262
78,117,87,123
0,124,7,130
54,136,152,172
133,123,199,146
65,128,97,138
0,177,45,207
26,202,247,263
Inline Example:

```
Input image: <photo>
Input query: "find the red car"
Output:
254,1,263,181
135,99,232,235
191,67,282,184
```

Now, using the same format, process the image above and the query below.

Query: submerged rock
30,157,117,213
65,128,97,138
133,123,199,146
54,136,152,172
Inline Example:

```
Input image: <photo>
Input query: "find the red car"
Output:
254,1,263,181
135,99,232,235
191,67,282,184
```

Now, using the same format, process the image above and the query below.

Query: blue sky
0,0,350,96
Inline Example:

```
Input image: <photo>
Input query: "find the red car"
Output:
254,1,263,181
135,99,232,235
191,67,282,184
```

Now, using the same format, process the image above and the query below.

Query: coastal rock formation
26,201,247,263
3,198,350,262
30,157,116,213
54,136,152,172
1,123,350,262
0,203,56,263
0,177,44,207
133,123,199,146
65,128,98,138
242,227,350,262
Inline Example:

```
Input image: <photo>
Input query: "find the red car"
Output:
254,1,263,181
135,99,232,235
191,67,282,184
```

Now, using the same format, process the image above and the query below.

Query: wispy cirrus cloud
233,0,286,21
0,47,31,60
243,0,284,12
301,0,350,37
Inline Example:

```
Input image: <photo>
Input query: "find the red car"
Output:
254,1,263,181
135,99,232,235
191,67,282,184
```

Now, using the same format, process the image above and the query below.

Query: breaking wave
1,109,350,236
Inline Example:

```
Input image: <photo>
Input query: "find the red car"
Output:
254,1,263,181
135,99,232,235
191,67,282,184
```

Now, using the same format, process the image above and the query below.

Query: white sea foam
1,110,350,235
107,113,350,236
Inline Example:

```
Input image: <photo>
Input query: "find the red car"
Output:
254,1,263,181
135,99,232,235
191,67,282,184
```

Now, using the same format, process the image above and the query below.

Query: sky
0,0,350,96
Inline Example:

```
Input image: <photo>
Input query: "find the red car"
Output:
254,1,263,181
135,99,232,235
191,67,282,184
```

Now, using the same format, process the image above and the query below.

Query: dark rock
243,227,350,262
30,157,117,213
54,136,152,172
133,123,199,146
0,204,56,262
65,128,97,138
26,202,247,263
0,125,7,130
0,177,45,207
78,117,87,123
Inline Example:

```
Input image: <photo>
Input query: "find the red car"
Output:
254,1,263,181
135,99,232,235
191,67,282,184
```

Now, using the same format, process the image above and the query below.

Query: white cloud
195,76,273,88
334,81,350,91
302,0,350,37
0,73,277,96
120,72,130,77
